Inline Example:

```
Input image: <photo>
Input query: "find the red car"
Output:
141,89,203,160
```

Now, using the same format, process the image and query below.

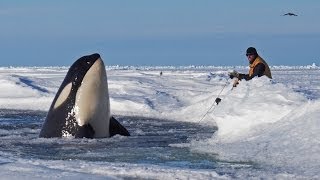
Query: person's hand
228,70,239,79
233,78,239,87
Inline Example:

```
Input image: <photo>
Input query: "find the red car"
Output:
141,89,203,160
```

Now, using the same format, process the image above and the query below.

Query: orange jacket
248,56,272,79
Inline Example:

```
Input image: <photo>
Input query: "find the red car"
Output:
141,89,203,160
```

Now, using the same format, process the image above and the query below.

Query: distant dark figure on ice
160,71,163,76
229,47,272,87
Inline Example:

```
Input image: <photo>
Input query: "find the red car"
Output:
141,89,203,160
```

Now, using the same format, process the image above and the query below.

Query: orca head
40,53,111,138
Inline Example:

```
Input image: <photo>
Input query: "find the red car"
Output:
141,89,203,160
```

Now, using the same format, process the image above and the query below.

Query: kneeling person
229,47,272,86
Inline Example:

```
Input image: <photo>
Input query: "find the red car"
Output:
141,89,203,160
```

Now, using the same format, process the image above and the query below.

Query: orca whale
39,53,130,138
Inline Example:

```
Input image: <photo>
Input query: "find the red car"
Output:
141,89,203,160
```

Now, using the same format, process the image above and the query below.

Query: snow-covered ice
0,65,319,179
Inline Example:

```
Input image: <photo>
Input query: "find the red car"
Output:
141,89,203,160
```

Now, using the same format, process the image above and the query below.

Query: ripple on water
0,109,219,170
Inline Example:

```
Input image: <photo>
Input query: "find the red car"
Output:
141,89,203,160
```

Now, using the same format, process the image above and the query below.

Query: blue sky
0,1,319,66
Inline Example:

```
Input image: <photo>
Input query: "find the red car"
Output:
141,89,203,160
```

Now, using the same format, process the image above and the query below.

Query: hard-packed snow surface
0,66,319,179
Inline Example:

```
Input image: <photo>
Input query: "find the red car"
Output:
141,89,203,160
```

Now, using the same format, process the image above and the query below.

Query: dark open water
0,109,266,178
0,109,217,165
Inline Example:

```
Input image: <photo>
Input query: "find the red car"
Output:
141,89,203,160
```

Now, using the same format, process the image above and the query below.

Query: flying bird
283,13,298,16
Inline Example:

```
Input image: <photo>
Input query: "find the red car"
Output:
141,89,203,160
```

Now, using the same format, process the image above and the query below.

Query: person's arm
238,63,265,81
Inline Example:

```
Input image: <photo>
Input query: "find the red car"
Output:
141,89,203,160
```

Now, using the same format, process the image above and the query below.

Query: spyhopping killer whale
39,53,130,138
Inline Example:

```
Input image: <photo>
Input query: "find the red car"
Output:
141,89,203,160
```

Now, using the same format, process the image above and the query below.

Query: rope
198,81,229,123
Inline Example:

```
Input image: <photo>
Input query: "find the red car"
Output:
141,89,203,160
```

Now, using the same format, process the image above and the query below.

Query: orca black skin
39,53,130,138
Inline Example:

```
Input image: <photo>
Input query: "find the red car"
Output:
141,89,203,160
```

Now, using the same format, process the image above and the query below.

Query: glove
228,70,239,79
233,78,239,87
